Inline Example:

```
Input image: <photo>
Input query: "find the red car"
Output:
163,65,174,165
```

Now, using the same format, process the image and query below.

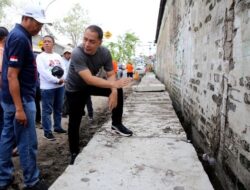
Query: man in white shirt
36,35,66,141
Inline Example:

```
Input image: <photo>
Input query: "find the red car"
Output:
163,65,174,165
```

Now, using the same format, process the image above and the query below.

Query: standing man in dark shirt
0,26,9,139
66,25,133,165
0,5,50,190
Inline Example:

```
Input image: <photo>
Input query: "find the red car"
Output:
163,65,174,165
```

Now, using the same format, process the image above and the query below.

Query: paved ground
49,73,214,190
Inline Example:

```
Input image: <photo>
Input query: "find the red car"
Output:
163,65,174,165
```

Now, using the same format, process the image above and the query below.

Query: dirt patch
9,82,137,190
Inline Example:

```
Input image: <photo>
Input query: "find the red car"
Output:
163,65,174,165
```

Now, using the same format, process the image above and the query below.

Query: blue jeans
0,104,3,140
41,86,64,134
0,90,3,140
0,101,40,187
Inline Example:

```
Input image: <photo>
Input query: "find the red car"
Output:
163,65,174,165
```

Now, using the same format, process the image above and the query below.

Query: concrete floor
50,73,214,190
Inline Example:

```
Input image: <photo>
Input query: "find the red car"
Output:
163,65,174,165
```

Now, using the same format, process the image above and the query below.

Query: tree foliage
0,0,11,21
53,3,89,47
105,32,139,63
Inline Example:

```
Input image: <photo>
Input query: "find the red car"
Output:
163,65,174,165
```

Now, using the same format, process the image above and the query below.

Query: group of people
113,60,135,79
35,35,94,141
0,4,133,190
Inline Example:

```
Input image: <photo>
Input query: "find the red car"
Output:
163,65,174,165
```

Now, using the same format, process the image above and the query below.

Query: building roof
155,0,167,43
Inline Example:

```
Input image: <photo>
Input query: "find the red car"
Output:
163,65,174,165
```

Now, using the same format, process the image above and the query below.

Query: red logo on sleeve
10,56,18,62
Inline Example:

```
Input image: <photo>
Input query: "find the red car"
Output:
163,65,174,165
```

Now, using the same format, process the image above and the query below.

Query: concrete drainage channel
173,99,226,190
50,73,214,190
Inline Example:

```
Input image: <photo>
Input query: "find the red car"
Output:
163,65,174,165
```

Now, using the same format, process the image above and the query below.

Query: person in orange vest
126,61,134,78
112,60,118,78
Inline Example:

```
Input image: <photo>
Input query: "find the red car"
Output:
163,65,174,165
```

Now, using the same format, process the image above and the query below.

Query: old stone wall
155,0,250,189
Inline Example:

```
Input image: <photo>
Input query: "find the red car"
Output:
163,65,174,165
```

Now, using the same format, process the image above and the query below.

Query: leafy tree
106,41,119,61
53,3,89,47
0,0,11,21
105,32,139,63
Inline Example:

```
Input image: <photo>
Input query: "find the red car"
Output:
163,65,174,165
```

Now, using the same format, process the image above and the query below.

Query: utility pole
37,0,57,49
41,0,57,37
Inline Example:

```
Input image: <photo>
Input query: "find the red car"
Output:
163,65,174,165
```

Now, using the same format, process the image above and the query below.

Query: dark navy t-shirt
2,24,37,104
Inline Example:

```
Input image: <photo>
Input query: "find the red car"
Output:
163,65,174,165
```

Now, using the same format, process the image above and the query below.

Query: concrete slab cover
50,74,213,190
50,137,213,190
133,72,165,92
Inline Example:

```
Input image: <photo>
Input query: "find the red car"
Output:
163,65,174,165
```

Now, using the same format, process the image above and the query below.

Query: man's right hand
113,77,133,89
15,109,27,126
58,79,64,85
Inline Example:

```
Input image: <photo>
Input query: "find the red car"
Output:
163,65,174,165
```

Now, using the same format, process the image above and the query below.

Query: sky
4,0,161,55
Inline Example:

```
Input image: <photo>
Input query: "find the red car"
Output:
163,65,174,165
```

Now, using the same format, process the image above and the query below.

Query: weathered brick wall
155,0,250,189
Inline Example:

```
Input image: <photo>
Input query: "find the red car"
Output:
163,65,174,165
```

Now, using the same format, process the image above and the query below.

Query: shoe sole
54,131,67,134
43,136,56,141
89,125,99,129
111,127,132,137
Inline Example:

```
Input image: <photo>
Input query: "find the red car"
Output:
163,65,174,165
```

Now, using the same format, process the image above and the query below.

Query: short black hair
43,35,55,43
0,26,9,41
86,25,103,40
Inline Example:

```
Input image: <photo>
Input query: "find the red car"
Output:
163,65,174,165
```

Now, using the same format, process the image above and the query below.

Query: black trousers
127,72,133,78
66,86,124,154
85,96,93,117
